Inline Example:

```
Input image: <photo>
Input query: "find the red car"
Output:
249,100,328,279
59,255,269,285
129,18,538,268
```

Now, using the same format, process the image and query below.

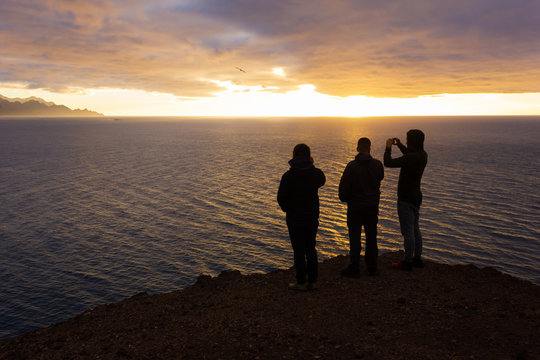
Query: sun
272,68,286,77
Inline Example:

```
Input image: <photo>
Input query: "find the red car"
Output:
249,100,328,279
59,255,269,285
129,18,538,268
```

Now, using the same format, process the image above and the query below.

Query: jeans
398,200,423,262
347,205,379,273
286,217,318,284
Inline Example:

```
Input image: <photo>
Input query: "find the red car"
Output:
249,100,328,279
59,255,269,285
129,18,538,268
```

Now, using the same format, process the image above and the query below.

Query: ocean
1,116,539,338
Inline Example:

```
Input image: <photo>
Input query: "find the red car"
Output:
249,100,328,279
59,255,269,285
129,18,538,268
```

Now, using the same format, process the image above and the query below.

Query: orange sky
1,0,539,116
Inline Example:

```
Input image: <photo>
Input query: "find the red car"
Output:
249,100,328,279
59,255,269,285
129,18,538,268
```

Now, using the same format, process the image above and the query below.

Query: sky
1,0,539,116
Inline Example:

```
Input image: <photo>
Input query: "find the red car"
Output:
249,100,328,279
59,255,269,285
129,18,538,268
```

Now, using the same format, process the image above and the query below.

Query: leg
364,206,379,274
348,225,362,270
413,206,423,260
305,219,319,284
347,207,362,271
398,201,416,263
287,218,307,284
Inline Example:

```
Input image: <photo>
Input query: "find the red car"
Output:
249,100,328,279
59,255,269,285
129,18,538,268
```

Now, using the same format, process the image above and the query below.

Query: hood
407,129,425,152
354,153,373,163
289,156,314,170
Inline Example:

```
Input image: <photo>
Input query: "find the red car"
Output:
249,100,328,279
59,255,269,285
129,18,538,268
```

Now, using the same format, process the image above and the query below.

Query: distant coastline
0,94,103,117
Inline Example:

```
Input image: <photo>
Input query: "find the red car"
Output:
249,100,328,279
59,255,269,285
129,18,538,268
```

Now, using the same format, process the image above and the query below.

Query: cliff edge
1,252,538,359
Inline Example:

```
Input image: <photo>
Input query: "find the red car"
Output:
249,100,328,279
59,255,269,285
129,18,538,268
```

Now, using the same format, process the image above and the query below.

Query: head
406,129,425,151
356,137,371,154
292,143,311,159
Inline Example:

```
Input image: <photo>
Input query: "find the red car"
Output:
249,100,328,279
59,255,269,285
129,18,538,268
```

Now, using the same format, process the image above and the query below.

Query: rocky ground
1,251,539,359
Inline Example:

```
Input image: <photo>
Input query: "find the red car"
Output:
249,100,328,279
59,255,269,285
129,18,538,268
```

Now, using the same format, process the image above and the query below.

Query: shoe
413,258,424,268
288,282,308,291
392,261,413,271
307,282,318,291
340,266,360,278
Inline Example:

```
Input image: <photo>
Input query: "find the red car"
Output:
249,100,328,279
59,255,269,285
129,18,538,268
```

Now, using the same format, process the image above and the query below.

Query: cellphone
392,138,398,145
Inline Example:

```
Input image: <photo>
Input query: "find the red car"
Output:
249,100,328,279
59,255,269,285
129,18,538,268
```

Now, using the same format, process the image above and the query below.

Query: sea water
1,116,539,338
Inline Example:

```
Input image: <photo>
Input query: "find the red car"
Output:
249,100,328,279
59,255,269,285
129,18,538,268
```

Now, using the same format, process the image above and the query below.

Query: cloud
0,0,539,98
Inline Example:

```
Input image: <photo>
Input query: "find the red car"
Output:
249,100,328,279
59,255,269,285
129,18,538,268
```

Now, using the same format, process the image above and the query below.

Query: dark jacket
277,157,326,220
384,142,428,207
339,153,384,208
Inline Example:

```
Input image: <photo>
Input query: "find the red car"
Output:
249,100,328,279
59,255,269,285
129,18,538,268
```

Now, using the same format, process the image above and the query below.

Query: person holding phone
384,130,428,270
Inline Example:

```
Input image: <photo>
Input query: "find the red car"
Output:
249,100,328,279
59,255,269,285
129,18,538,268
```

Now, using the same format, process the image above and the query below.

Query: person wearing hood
384,129,428,271
278,143,326,291
339,137,384,277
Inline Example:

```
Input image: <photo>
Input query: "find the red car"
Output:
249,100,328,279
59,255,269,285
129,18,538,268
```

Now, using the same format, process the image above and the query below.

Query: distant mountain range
0,94,103,116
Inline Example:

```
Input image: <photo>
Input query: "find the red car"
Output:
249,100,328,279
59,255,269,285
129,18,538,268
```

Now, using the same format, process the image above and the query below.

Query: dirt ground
1,251,539,359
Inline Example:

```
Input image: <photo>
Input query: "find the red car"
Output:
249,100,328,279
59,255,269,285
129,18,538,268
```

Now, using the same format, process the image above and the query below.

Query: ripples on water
1,116,539,338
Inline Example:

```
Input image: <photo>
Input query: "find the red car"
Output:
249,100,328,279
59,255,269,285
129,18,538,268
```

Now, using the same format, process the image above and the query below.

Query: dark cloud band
1,0,538,97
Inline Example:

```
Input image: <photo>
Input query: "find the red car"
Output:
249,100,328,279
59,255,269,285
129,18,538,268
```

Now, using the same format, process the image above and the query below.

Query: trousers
286,217,318,284
398,200,423,262
347,205,379,273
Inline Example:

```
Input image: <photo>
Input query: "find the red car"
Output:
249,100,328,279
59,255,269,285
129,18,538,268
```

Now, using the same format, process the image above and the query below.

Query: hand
386,138,394,148
393,138,401,146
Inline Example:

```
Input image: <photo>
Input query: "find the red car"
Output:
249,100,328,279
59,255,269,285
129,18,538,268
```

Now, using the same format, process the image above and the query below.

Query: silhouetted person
278,144,325,291
384,130,428,270
339,137,384,276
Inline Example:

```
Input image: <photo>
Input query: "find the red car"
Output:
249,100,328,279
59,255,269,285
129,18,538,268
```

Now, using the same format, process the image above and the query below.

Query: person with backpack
339,137,384,277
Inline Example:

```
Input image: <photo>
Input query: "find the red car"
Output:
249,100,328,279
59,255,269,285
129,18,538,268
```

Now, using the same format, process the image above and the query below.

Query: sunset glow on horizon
1,1,539,117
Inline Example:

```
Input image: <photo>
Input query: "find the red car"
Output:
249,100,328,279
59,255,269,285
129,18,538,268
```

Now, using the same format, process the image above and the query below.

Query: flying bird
236,67,246,73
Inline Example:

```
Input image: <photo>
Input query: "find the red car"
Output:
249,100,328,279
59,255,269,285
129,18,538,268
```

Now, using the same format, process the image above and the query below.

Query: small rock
218,270,242,279
195,274,212,286
130,292,149,300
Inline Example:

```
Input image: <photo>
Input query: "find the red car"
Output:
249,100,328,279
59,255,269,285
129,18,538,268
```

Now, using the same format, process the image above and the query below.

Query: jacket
384,142,428,207
277,157,326,220
339,153,384,207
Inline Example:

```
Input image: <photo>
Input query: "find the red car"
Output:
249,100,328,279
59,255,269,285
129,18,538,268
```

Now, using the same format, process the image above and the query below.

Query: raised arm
397,141,407,154
384,138,405,168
